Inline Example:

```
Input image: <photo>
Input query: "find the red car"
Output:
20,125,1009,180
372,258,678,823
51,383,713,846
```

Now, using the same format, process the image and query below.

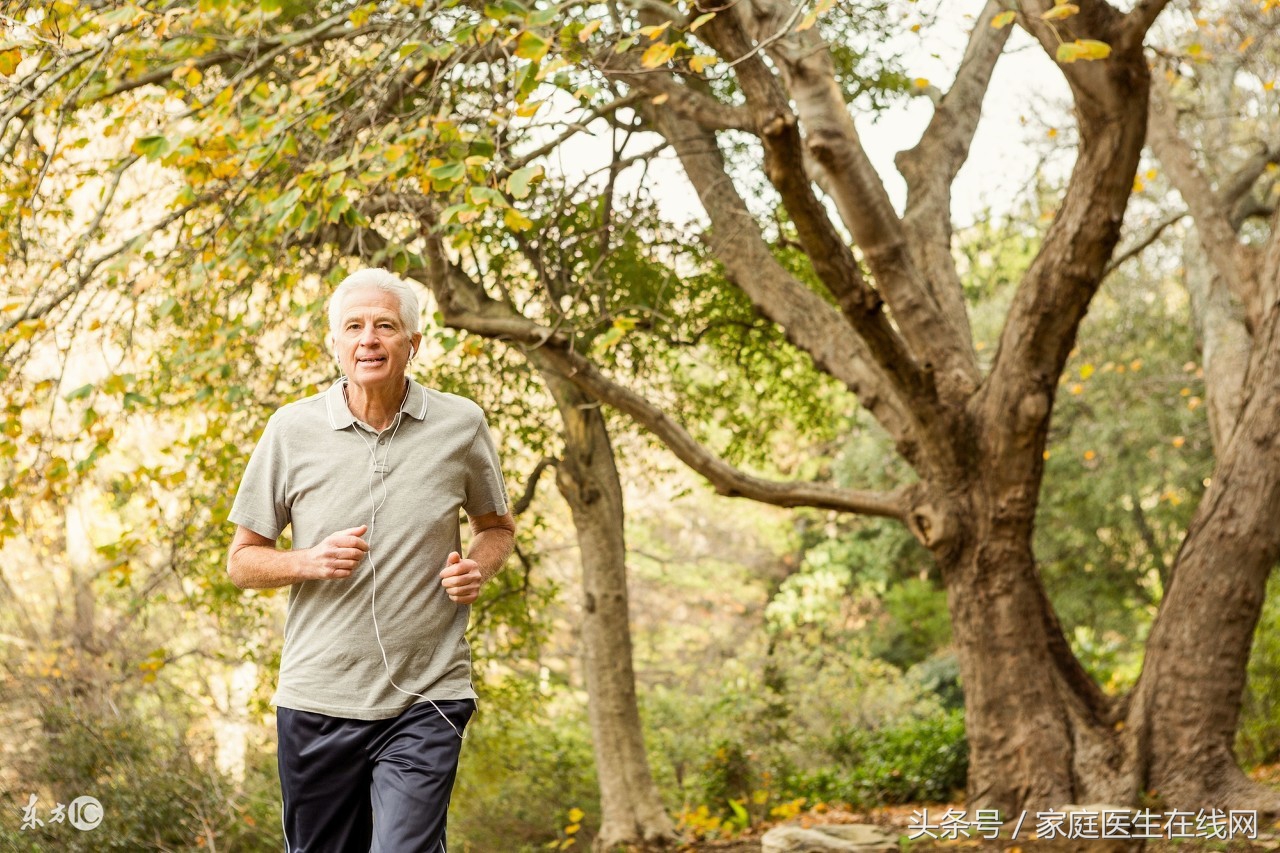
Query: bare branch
455,309,917,519
731,0,980,404
513,457,558,516
896,0,1012,350
1147,74,1261,327
641,106,928,467
1120,0,1176,50
505,93,645,171
1104,208,1188,277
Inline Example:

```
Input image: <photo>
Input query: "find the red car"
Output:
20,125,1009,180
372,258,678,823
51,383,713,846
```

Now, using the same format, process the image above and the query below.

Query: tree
5,0,1279,828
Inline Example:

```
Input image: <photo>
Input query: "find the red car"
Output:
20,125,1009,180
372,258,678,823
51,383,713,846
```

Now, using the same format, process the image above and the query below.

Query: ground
680,802,1280,852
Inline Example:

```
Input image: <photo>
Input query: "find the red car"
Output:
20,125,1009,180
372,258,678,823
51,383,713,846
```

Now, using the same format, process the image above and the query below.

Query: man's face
332,287,422,389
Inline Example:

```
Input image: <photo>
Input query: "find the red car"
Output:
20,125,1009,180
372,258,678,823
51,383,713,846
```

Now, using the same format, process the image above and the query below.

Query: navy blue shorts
276,699,476,852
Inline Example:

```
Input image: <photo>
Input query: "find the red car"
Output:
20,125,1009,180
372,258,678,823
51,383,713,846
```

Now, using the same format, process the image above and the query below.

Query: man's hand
440,551,483,604
306,525,369,580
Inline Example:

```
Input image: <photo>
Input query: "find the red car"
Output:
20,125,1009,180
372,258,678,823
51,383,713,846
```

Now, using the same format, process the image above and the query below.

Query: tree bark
1133,271,1280,812
539,367,677,849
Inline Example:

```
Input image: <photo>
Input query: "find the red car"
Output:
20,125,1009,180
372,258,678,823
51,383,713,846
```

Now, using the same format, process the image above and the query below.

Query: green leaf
429,162,466,182
65,383,94,401
131,135,170,160
507,165,543,200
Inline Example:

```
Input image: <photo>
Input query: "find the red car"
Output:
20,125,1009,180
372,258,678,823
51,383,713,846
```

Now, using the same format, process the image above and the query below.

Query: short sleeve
463,416,509,518
228,415,291,539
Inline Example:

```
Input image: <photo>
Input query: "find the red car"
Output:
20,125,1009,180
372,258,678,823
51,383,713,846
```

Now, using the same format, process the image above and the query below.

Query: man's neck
344,378,408,431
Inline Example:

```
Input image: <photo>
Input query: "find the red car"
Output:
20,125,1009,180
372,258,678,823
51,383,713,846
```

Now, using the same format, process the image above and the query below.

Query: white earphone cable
352,413,466,740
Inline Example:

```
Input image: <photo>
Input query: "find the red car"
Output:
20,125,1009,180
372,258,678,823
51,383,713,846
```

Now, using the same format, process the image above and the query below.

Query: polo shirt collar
324,378,429,431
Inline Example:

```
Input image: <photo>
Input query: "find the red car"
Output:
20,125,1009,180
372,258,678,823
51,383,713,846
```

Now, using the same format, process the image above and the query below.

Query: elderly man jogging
227,268,515,852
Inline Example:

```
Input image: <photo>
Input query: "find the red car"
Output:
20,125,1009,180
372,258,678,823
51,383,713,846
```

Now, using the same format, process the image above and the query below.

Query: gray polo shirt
229,378,509,720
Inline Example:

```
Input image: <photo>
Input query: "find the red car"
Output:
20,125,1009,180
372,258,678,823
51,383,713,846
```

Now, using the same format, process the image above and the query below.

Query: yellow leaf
1266,81,1276,91
567,808,585,823
516,100,545,117
1133,177,1145,192
651,92,669,104
1080,363,1094,379
992,10,1016,28
0,48,22,77
1075,38,1112,59
1057,38,1111,63
565,822,581,834
504,208,534,231
186,67,203,87
639,21,671,38
1070,383,1084,395
578,19,602,41
1083,450,1096,461
689,12,715,31
689,54,718,73
1172,436,1185,448
640,42,676,68
795,10,819,31
1041,3,1079,19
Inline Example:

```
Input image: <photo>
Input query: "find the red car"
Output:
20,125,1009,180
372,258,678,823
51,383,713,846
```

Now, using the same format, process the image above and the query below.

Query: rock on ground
760,823,898,853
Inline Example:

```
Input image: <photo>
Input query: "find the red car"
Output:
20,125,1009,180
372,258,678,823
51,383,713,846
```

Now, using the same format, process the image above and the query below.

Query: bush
0,701,280,852
643,637,969,830
450,696,600,851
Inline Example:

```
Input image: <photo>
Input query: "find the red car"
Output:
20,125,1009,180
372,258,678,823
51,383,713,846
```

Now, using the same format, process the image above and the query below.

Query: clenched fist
306,525,370,580
440,551,483,604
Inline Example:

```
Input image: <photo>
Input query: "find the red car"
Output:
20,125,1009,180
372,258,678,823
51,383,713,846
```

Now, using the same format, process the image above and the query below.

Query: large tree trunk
541,370,677,849
942,484,1131,813
1133,278,1280,811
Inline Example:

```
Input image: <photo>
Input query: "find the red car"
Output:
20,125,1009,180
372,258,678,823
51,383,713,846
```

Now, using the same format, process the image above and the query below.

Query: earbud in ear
409,347,417,358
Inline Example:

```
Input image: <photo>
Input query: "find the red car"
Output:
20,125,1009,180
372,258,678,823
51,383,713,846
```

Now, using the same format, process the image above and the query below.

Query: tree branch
1120,0,1176,51
640,105,929,467
1103,208,1188,277
456,310,917,519
1147,74,1261,328
896,0,1012,350
729,0,979,407
513,457,558,516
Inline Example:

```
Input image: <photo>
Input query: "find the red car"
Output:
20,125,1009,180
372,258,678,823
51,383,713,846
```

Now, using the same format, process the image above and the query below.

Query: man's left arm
440,511,516,605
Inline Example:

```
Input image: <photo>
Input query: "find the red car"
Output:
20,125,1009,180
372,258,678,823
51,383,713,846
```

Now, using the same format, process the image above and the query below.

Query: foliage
643,632,966,833
1239,572,1280,767
0,700,281,851
450,694,600,850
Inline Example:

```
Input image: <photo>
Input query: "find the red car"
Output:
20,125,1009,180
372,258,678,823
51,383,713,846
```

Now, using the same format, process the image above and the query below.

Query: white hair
327,269,421,337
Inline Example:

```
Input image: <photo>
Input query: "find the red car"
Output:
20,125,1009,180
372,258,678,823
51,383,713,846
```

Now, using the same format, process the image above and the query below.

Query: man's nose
358,324,378,346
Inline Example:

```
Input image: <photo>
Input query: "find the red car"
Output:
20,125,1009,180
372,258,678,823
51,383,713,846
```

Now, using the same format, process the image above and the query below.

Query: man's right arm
228,524,370,590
